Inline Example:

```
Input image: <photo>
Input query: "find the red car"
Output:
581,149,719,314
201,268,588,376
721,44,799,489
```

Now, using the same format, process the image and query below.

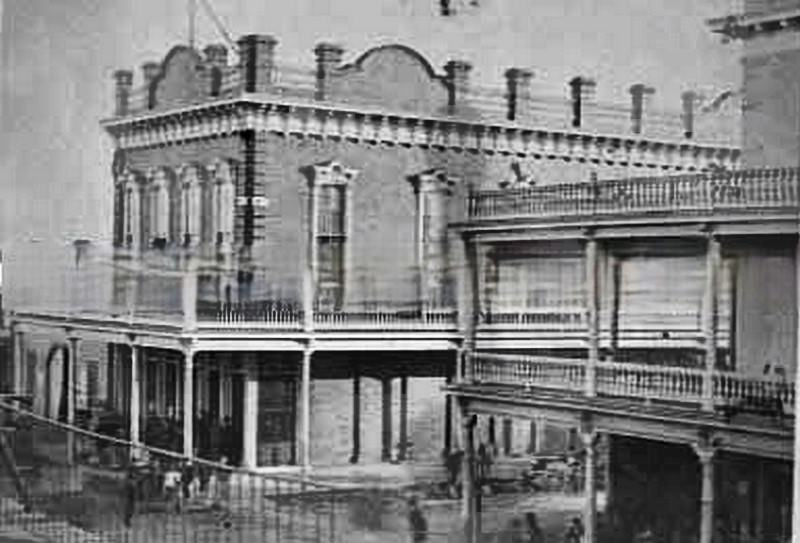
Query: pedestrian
525,512,544,543
163,461,182,514
563,517,584,543
407,496,428,543
123,466,137,529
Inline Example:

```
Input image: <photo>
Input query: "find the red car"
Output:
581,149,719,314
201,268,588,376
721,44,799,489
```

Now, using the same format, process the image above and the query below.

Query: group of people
442,441,497,499
123,455,233,527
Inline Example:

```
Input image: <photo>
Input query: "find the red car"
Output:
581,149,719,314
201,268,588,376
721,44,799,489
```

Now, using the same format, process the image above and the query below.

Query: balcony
467,168,800,225
464,352,795,419
196,299,458,331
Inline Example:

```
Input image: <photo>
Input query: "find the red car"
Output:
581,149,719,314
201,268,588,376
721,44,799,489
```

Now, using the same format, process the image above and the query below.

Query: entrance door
230,373,245,466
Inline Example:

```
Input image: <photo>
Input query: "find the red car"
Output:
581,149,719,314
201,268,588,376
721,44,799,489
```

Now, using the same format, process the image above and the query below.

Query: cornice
101,94,740,172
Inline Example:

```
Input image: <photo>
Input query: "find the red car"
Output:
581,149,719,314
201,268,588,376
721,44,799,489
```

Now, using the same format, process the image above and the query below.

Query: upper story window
300,160,359,311
408,169,457,305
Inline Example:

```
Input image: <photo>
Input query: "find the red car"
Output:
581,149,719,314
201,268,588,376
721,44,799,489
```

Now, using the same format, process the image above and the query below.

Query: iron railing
468,167,800,222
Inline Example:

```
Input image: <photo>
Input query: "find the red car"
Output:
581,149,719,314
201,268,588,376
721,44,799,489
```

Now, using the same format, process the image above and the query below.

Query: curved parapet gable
149,46,207,112
326,45,450,115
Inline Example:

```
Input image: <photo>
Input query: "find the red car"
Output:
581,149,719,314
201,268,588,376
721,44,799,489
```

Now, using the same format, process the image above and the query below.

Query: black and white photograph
0,0,796,541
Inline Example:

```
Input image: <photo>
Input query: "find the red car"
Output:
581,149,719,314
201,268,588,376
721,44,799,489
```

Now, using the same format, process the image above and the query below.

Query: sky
0,0,743,248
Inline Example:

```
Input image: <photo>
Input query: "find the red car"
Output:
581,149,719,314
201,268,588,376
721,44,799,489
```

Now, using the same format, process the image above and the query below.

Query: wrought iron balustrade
468,167,800,221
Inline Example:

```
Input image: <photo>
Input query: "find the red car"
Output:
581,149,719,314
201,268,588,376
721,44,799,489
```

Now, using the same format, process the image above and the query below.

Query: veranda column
349,363,361,464
585,235,599,397
66,335,81,464
702,234,720,411
582,430,598,543
301,346,313,468
693,443,716,543
129,342,141,458
399,374,409,461
460,407,478,543
242,357,258,469
182,255,198,331
182,347,195,458
381,376,393,462
12,329,24,398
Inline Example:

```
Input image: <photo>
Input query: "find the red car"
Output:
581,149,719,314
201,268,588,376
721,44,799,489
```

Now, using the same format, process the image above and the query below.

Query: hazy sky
0,0,742,246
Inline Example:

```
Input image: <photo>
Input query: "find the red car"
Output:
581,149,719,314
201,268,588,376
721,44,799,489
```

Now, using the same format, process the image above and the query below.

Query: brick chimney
630,83,656,135
237,34,277,93
444,60,472,114
569,76,596,129
505,68,533,122
113,69,134,117
681,90,699,140
204,44,228,97
314,43,345,101
140,62,160,109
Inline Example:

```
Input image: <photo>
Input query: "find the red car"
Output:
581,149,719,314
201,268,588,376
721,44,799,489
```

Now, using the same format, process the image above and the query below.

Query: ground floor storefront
607,436,793,543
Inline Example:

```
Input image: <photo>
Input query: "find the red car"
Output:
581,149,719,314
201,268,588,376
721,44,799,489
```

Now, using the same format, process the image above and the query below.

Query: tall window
410,169,455,307
489,256,586,320
317,183,347,310
302,161,358,312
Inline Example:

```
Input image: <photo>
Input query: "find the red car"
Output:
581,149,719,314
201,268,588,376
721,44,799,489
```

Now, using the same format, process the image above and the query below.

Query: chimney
140,62,160,109
629,83,656,135
444,60,472,114
505,68,533,122
314,43,345,101
237,34,278,93
681,90,698,140
204,44,228,97
569,76,596,129
113,69,134,117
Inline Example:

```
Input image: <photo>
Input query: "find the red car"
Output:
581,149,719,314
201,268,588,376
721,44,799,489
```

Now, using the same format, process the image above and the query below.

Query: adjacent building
451,2,799,543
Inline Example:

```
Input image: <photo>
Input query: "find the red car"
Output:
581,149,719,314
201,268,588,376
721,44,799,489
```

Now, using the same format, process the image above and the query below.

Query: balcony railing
478,308,586,330
468,168,800,222
196,299,458,331
466,352,795,417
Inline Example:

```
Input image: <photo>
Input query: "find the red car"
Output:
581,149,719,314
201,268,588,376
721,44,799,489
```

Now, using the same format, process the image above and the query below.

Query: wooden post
66,335,80,465
586,236,599,397
702,234,720,411
583,431,598,542
381,377,393,462
399,374,409,461
460,407,478,543
182,348,194,458
694,444,716,543
301,346,313,468
242,359,258,469
129,343,141,459
349,363,361,464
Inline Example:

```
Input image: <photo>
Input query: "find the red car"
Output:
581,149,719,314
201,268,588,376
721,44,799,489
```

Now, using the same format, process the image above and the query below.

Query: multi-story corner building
6,32,738,471
451,3,799,543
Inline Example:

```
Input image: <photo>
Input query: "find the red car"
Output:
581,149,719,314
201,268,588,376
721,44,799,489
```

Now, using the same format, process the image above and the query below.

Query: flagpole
188,0,197,47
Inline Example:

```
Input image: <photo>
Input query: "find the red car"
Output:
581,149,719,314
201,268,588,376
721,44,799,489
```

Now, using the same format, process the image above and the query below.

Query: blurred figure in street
163,461,182,513
525,512,544,543
407,495,428,543
563,517,584,543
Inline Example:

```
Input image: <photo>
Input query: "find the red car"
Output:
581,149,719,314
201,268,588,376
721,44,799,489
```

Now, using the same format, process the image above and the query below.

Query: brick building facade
7,29,740,474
